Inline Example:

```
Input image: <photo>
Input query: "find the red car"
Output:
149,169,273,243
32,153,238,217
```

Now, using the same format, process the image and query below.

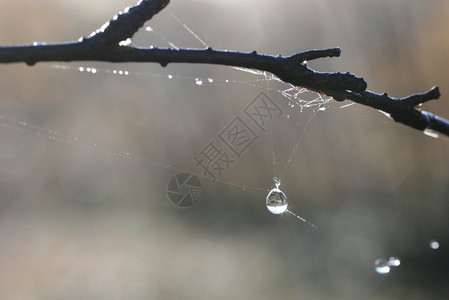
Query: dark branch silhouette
0,0,447,137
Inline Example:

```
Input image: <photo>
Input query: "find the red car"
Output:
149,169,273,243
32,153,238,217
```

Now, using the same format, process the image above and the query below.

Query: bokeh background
0,0,448,299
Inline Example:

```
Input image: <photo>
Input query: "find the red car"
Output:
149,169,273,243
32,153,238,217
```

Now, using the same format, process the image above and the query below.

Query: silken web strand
56,12,329,225
37,13,334,225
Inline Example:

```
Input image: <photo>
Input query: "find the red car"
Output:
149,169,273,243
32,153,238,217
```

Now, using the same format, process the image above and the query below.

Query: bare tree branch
0,0,447,137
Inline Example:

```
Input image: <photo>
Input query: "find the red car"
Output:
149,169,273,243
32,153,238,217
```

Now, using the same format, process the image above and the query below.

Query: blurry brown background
0,0,448,299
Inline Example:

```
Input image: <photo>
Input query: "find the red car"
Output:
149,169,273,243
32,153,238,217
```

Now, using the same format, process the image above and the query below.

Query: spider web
0,11,347,208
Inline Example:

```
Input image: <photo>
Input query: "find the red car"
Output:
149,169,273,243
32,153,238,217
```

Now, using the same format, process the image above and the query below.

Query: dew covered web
0,12,354,227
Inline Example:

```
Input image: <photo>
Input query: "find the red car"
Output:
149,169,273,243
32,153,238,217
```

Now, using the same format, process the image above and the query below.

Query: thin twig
0,0,447,137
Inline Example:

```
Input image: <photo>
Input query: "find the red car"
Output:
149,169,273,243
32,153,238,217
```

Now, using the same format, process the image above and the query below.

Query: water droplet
113,70,117,74
266,188,288,214
273,176,281,188
119,38,133,46
429,239,439,249
208,78,214,83
388,256,401,267
374,258,391,274
195,78,203,86
91,68,97,74
423,128,439,139
266,177,288,214
319,105,326,111
374,256,400,274
119,70,124,75
124,71,129,75
79,67,84,72
145,26,153,32
168,74,173,79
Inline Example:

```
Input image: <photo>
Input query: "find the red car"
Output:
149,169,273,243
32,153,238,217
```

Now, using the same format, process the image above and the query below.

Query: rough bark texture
0,0,447,136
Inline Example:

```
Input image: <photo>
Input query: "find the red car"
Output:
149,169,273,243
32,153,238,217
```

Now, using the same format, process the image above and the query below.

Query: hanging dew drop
195,78,203,86
266,177,288,214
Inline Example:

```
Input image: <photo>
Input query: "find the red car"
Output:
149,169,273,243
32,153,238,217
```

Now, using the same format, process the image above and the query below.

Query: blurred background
0,0,448,299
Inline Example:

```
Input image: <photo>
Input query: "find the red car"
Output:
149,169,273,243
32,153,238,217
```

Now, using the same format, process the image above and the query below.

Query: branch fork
0,0,447,136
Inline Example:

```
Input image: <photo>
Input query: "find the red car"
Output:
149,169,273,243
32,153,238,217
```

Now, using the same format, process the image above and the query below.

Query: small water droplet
208,78,214,83
124,71,129,75
225,80,229,83
195,78,203,86
119,70,124,75
119,38,133,46
374,258,391,274
429,239,439,249
145,26,153,32
168,74,173,79
79,67,84,72
266,188,288,214
273,176,281,188
388,256,401,267
423,128,439,139
319,105,326,111
266,177,287,214
113,70,117,74
374,256,400,274
91,68,97,74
